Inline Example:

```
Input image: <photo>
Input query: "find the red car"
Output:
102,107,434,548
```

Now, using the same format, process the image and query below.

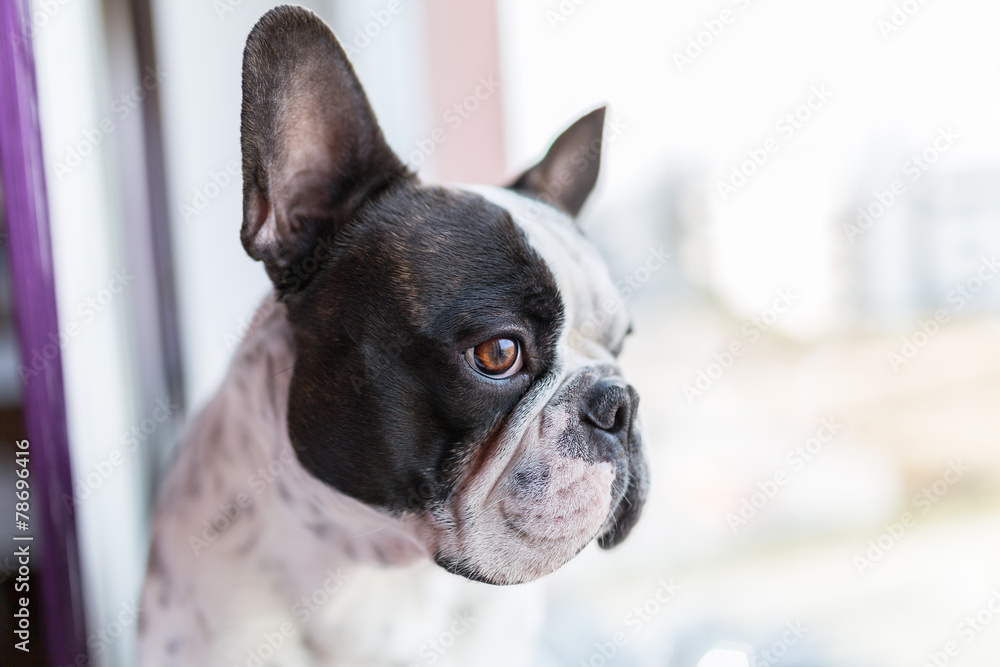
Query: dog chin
431,529,599,587
424,460,617,586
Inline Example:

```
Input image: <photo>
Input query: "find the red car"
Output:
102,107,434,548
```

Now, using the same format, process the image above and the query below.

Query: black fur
283,182,564,512
509,107,606,217
238,5,646,573
240,5,409,290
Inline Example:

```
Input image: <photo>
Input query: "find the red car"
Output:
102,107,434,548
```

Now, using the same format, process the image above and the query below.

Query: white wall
151,0,296,413
33,1,145,664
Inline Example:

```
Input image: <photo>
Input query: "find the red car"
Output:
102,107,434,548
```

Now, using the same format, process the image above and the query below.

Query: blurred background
1,0,999,665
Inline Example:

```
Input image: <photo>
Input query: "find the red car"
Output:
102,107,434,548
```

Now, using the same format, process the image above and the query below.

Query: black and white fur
139,6,647,666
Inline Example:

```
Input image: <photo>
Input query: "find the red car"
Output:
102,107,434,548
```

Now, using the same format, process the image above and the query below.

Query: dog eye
466,338,522,378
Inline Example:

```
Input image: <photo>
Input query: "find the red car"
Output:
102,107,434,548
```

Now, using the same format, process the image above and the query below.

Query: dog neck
154,295,427,584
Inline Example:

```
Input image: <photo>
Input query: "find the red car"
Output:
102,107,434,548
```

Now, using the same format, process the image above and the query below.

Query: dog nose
581,379,638,437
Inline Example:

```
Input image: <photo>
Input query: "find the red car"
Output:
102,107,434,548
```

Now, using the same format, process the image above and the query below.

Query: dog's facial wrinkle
283,183,565,517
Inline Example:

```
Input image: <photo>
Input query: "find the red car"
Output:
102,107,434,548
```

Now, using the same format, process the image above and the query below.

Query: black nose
581,379,638,438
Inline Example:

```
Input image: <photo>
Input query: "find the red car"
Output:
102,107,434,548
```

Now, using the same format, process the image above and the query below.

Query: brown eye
466,338,522,378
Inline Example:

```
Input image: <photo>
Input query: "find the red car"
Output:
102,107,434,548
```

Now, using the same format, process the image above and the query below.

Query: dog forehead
334,184,564,335
459,186,628,355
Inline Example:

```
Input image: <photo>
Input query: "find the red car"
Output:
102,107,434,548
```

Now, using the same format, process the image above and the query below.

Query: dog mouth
423,446,622,585
498,500,601,543
419,368,648,585
432,553,501,585
495,457,616,539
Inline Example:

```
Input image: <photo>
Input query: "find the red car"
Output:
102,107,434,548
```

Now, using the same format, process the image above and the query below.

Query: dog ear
240,6,408,290
508,107,606,217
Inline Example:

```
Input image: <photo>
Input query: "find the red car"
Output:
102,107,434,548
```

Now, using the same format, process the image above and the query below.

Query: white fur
413,187,634,584
139,297,543,666
140,188,635,665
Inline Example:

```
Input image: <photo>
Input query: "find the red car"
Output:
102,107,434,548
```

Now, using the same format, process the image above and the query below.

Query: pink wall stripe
423,0,507,185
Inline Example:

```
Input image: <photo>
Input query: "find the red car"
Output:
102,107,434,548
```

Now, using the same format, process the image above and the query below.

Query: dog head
240,6,648,585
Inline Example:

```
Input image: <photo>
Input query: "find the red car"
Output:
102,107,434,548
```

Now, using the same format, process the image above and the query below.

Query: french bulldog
139,6,647,666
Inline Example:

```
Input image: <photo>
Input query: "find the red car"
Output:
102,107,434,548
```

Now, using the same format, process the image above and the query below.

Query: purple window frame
0,0,89,662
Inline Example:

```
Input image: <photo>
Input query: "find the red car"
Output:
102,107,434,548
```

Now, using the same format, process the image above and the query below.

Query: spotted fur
139,297,545,666
139,6,647,665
